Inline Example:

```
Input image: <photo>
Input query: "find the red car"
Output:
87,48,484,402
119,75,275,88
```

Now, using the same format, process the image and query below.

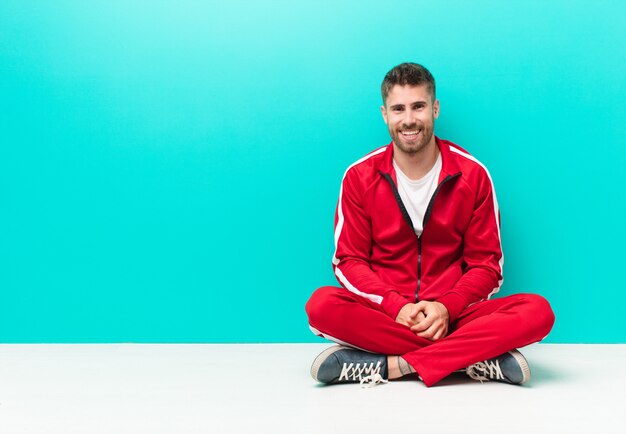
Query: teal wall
1,1,624,343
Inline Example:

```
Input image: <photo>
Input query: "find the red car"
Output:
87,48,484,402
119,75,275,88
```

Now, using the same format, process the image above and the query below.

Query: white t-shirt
392,153,442,236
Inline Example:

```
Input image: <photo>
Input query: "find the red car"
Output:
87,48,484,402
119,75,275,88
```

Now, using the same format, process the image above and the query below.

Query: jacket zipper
381,171,461,301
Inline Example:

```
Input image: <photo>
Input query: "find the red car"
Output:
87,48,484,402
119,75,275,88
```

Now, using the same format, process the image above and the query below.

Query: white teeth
402,130,419,135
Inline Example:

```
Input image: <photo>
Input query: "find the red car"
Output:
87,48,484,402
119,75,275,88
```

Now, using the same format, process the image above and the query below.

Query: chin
397,142,425,155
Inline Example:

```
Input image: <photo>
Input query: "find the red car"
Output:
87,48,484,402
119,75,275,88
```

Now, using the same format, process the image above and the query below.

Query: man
305,63,555,387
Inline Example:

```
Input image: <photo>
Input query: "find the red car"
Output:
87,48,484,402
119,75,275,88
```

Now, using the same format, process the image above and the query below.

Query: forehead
385,84,432,106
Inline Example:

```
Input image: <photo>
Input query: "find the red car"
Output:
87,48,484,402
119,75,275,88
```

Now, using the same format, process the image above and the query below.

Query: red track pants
305,286,555,387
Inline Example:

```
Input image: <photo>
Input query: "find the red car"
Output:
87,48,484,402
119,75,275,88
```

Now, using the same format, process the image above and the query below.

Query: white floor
0,344,624,434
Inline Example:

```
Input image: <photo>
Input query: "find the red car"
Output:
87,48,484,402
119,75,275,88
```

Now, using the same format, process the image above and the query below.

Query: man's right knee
305,286,341,328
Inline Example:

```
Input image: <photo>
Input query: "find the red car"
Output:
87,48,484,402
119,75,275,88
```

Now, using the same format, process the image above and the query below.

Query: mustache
400,122,424,129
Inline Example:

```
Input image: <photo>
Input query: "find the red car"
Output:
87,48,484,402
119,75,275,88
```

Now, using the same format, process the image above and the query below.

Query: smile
400,130,421,139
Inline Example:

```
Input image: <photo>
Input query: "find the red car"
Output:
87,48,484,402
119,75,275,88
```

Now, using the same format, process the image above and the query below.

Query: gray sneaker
465,349,531,384
311,345,388,386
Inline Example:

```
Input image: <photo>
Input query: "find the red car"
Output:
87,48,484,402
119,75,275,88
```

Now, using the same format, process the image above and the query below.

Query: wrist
436,293,467,323
384,293,411,320
434,301,450,320
395,303,412,323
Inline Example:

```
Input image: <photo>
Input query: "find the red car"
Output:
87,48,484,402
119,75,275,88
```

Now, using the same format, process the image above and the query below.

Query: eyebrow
389,101,427,109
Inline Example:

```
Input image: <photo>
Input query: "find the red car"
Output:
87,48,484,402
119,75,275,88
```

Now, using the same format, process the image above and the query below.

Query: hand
409,301,449,341
395,303,426,328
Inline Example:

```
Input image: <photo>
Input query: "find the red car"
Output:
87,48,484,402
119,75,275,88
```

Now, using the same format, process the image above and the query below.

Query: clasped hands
395,301,450,341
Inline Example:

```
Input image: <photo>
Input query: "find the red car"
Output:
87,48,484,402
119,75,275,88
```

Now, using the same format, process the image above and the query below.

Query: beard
389,121,435,156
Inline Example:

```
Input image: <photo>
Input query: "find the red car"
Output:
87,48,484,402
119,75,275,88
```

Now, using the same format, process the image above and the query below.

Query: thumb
415,300,428,310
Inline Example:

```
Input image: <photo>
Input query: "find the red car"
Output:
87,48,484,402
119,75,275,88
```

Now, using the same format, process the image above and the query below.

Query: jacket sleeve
332,168,409,319
436,169,503,322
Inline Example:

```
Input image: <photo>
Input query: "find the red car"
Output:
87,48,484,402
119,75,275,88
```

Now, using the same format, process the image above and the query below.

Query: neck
393,137,439,181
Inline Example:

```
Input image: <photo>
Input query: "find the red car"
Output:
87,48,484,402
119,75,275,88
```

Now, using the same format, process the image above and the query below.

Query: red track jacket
332,137,503,323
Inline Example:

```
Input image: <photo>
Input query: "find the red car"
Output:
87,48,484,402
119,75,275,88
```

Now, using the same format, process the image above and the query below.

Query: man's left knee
518,293,556,338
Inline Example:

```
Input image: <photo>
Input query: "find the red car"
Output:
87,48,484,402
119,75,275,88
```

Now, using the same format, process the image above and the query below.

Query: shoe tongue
347,352,387,379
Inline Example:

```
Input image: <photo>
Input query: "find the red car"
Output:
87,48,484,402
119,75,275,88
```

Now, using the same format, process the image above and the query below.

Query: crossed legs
306,286,555,386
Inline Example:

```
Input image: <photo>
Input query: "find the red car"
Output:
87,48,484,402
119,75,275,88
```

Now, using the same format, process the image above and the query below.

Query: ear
433,99,440,120
381,105,388,125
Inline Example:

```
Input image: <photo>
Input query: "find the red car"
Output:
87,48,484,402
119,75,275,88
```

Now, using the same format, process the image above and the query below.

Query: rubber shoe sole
310,345,345,382
508,349,531,384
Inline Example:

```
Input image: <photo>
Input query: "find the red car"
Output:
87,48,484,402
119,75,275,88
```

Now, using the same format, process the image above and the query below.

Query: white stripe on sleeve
335,267,383,304
448,145,504,299
332,147,387,304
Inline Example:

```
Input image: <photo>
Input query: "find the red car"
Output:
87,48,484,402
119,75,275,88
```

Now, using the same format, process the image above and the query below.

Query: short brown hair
381,63,436,104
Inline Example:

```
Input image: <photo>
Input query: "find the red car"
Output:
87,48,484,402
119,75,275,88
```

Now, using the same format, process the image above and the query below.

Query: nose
403,109,415,126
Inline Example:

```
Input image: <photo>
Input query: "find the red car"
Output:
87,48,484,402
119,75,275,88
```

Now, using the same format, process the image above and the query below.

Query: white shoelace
338,361,388,387
466,359,504,383
360,373,388,388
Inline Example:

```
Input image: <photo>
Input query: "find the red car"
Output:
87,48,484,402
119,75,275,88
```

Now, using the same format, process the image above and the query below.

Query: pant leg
306,288,555,387
305,286,434,354
402,293,555,387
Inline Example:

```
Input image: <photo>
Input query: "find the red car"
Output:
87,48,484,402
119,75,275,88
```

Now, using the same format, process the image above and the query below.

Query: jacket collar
379,136,462,182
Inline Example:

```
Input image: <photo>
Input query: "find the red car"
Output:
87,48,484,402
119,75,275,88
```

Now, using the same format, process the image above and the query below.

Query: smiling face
381,84,440,156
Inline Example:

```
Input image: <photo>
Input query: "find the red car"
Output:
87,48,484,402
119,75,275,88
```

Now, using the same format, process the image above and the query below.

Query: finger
409,315,430,331
418,320,447,338
421,303,438,317
405,311,427,328
410,316,434,333
417,321,445,340
414,301,428,311
431,326,447,341
410,311,427,325
417,323,439,340
410,304,428,317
